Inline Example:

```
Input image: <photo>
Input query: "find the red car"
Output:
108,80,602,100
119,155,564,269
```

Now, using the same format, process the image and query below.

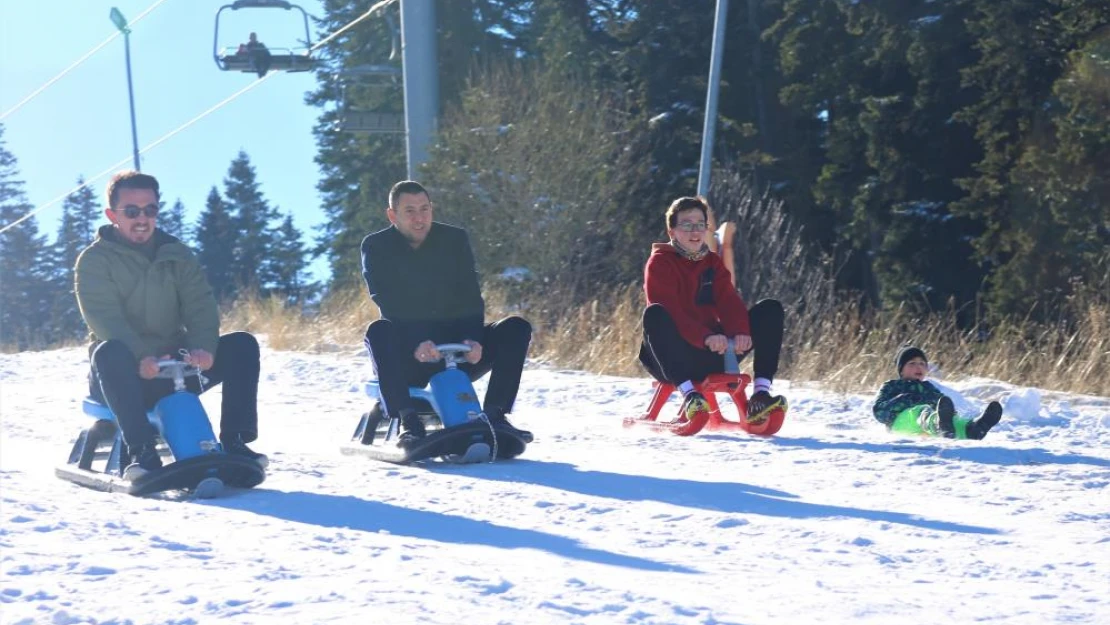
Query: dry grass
782,302,1109,395
222,282,1109,397
220,287,379,353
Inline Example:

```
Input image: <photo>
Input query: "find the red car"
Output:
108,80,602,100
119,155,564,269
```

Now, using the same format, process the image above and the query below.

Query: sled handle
154,360,203,392
724,339,739,373
434,343,472,369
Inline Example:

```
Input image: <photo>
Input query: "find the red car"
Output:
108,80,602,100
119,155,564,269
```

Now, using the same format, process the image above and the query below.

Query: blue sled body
348,345,528,464
59,390,265,497
81,391,220,461
363,367,483,429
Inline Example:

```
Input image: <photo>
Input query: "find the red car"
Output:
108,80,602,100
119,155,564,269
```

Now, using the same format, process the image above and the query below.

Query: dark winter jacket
643,243,750,348
360,222,485,351
75,226,220,360
872,378,947,426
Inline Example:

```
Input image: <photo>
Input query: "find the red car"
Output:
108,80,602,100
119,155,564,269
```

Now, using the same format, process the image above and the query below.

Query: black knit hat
895,346,927,375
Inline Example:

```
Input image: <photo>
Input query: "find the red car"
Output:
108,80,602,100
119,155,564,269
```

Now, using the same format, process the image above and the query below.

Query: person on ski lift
74,171,267,480
638,195,787,424
360,180,533,449
243,32,271,78
873,346,1004,439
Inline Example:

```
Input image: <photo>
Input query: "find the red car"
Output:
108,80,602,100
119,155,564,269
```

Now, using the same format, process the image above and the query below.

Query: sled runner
623,372,786,437
340,343,530,465
56,360,266,498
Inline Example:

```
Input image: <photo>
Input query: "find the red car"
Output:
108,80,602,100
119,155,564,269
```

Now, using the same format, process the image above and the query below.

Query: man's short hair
106,171,160,209
665,196,709,229
389,180,430,209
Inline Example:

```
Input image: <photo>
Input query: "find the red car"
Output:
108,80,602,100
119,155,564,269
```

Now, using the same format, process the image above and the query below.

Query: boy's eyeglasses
115,204,159,219
674,222,708,232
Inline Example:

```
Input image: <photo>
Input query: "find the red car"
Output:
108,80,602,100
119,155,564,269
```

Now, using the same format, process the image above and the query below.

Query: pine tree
308,0,534,288
51,178,100,338
159,198,188,242
0,125,55,349
266,212,311,305
761,0,990,314
309,0,408,288
194,186,237,302
222,151,279,296
953,0,1110,319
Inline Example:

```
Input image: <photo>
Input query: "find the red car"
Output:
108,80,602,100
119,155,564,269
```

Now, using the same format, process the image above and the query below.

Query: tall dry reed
222,281,1109,397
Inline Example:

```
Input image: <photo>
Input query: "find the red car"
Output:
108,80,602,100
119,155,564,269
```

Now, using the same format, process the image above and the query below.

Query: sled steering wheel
432,343,472,369
154,359,203,391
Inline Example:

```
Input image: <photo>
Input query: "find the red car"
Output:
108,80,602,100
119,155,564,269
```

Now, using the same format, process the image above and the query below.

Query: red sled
623,372,786,437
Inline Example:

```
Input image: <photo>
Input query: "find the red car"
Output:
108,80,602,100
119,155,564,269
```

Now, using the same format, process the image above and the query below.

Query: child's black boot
967,400,1003,440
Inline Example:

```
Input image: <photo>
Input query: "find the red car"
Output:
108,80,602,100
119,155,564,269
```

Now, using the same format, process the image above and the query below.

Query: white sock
678,381,697,396
753,377,772,395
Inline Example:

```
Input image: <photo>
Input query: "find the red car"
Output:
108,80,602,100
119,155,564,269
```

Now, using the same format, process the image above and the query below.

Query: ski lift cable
0,0,397,236
0,0,174,122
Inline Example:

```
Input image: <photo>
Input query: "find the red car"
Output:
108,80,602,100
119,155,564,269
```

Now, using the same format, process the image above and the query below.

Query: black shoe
396,409,426,449
936,396,956,438
221,434,269,469
484,406,533,444
123,441,163,481
747,391,787,425
967,401,1003,440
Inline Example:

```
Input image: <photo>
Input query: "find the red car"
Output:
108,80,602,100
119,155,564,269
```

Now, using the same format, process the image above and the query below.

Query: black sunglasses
115,204,159,219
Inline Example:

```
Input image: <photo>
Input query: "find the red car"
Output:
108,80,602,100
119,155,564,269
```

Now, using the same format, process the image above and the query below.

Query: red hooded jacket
643,243,750,348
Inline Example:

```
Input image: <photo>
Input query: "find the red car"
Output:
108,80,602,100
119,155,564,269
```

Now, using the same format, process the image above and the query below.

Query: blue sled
56,361,266,498
340,343,529,465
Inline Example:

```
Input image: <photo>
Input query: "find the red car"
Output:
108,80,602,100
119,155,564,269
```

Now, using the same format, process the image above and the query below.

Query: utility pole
110,7,141,171
400,0,438,179
697,0,729,197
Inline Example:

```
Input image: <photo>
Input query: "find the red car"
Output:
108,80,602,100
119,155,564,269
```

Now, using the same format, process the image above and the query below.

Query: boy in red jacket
638,196,787,423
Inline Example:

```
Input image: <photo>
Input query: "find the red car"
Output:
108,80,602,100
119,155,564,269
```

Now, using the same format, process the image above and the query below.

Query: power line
0,0,173,122
0,0,398,236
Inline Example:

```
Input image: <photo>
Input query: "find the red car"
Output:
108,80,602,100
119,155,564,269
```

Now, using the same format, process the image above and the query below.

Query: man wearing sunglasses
74,170,267,480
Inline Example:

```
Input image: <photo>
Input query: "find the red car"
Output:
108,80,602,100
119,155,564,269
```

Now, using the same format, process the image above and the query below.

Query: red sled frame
623,372,785,437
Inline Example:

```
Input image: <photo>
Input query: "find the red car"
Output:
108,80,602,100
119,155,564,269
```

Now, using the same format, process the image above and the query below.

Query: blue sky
0,0,347,281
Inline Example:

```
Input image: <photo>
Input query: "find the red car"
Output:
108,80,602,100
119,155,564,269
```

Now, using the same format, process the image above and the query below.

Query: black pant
89,332,261,449
364,316,532,420
638,300,784,385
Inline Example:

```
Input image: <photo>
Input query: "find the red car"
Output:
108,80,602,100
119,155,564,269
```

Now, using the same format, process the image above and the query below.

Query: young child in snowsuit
872,346,1003,440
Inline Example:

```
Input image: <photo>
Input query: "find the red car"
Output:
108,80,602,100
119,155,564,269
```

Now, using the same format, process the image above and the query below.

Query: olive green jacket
75,225,220,360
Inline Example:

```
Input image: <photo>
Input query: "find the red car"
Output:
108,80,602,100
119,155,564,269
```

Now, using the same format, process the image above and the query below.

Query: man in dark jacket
75,171,267,480
361,180,533,447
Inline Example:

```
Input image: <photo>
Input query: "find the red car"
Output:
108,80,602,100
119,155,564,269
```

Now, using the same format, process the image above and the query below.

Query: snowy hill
2,346,1108,625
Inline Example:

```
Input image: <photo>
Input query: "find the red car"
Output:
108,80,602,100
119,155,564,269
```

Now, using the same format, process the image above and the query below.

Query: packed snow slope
2,345,1108,625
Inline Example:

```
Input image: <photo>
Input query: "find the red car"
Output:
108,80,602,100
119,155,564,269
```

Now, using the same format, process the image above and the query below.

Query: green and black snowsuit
872,378,975,439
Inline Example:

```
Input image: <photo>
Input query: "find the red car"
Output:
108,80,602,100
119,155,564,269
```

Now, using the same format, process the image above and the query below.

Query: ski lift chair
213,0,317,74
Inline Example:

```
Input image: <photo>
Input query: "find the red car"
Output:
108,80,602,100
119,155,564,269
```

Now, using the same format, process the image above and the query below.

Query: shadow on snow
211,490,699,574
759,436,1110,468
471,460,1000,535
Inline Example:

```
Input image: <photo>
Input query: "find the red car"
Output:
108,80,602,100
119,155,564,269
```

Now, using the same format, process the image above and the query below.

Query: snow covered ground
2,345,1108,625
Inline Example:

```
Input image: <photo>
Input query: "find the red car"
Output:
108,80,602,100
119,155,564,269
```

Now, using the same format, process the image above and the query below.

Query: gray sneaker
123,442,162,481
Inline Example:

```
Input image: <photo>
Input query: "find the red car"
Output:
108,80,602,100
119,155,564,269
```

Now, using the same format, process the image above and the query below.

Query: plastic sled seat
68,398,169,473
363,381,442,422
